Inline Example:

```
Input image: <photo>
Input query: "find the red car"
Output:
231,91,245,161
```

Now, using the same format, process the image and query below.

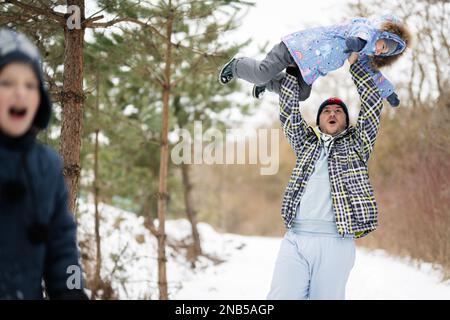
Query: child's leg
234,42,293,85
264,72,312,101
264,72,285,95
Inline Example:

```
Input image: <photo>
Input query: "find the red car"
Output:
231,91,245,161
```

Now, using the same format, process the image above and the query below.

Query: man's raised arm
279,66,313,153
349,57,384,163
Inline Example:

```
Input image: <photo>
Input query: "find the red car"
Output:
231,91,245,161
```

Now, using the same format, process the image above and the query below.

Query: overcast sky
228,0,354,56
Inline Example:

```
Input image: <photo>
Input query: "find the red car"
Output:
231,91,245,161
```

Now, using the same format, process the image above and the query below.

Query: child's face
375,39,389,55
0,62,40,137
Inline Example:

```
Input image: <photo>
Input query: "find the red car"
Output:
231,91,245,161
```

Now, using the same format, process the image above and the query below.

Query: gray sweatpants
233,41,311,99
267,230,356,300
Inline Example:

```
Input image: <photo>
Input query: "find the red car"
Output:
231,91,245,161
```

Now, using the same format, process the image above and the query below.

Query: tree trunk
181,163,202,260
60,0,85,215
156,0,173,300
93,69,102,298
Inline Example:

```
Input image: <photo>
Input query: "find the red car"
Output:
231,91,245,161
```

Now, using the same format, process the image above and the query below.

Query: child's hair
370,21,412,70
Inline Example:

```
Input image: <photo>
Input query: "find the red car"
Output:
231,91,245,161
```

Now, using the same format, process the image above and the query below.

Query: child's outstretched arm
279,66,314,153
344,37,367,54
358,55,399,106
349,59,384,163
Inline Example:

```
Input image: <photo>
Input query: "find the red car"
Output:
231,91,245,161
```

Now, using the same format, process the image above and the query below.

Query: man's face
375,39,389,55
319,104,347,136
0,62,40,137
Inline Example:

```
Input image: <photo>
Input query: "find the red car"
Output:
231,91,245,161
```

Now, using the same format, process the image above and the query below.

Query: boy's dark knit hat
316,97,349,129
0,28,51,130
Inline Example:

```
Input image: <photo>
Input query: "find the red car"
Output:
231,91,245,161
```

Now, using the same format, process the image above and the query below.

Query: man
267,53,383,300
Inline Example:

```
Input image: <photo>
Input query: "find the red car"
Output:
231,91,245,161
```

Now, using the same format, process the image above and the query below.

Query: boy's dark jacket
0,30,87,300
0,131,86,299
0,133,87,299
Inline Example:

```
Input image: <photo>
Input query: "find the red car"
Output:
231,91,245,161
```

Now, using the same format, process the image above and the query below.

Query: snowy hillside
77,203,450,300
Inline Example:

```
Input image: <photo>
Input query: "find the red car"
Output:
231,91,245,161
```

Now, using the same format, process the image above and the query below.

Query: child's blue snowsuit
282,14,406,98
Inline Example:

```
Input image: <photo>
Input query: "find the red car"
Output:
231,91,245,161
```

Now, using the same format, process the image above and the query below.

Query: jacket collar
0,130,36,152
313,126,350,140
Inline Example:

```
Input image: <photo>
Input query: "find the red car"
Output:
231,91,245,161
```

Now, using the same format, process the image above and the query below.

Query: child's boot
219,58,237,85
252,85,266,99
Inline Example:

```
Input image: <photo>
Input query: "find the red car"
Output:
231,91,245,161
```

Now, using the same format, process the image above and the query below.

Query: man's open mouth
9,106,27,119
328,120,336,124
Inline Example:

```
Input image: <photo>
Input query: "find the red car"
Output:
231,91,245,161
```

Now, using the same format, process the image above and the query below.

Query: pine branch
172,54,208,87
142,64,165,87
85,16,155,30
86,15,224,59
83,14,104,25
173,41,225,58
4,0,65,25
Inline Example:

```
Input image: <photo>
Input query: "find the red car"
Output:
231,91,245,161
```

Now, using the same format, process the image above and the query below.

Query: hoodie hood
369,21,412,70
0,29,52,130
377,31,406,56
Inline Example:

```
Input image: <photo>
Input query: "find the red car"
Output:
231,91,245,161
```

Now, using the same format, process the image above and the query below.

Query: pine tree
83,0,253,299
117,0,252,299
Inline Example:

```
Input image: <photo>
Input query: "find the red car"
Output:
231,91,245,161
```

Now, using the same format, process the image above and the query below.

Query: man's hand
348,52,359,65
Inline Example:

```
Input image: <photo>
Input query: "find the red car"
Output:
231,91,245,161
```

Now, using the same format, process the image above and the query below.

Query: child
219,14,411,107
0,29,87,299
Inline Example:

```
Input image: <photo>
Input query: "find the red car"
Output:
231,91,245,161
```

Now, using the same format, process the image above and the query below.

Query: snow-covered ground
78,202,450,300
175,235,450,300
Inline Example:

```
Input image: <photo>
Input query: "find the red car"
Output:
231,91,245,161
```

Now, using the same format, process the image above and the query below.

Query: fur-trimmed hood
370,21,412,70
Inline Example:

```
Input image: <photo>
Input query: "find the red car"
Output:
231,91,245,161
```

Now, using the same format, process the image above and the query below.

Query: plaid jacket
279,61,383,239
